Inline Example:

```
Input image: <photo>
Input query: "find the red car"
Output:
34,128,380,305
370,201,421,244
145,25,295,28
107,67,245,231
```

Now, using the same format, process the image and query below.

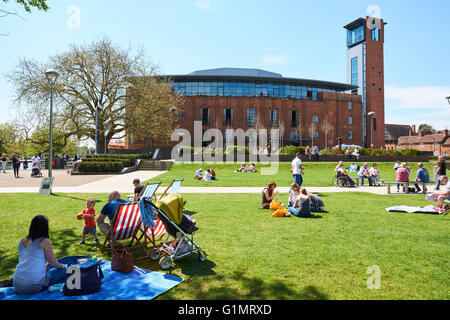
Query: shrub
280,145,306,155
224,145,249,155
77,162,123,173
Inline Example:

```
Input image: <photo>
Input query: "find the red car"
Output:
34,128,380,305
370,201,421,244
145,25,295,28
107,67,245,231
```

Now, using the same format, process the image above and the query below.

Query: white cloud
260,53,293,65
194,0,212,11
385,85,450,130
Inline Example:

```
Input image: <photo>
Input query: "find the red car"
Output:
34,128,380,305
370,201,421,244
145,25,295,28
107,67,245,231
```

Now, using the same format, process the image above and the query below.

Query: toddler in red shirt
77,198,99,245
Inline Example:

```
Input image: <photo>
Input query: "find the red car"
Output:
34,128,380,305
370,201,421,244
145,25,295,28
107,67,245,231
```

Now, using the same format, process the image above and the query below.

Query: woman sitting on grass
288,183,301,207
288,188,312,218
261,181,278,209
10,216,66,294
246,163,256,173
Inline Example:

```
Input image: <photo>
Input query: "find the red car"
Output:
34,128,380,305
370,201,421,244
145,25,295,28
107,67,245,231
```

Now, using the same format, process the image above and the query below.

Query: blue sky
0,0,449,130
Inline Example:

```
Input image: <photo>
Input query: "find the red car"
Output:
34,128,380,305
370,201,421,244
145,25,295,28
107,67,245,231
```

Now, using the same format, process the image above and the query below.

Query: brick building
126,16,387,152
397,129,449,156
126,68,362,150
385,124,415,149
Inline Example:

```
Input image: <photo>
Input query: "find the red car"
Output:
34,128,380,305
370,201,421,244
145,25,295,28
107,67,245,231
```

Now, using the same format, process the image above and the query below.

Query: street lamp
170,107,177,131
45,69,59,178
368,111,376,148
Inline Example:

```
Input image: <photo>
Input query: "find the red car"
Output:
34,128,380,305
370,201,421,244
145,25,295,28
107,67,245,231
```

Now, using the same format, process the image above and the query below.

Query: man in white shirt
291,152,304,187
358,162,374,186
31,154,40,165
427,176,450,208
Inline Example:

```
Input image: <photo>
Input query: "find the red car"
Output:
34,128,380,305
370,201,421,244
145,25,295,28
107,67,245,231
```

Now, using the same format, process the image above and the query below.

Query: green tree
8,38,179,152
418,124,436,136
2,0,49,13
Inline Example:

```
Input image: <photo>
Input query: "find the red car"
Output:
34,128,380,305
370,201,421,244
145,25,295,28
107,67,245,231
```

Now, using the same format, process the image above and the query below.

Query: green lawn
0,192,448,300
145,161,437,187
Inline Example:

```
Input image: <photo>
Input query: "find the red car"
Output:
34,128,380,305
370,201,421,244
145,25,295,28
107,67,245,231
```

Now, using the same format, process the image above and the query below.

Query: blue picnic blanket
0,260,183,300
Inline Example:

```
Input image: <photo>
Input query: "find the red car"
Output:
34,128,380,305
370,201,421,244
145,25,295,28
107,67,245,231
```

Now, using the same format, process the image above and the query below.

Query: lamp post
170,107,177,131
368,111,376,148
45,69,59,178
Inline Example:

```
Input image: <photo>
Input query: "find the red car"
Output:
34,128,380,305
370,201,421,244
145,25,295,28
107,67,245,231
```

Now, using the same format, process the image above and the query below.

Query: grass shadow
51,193,103,203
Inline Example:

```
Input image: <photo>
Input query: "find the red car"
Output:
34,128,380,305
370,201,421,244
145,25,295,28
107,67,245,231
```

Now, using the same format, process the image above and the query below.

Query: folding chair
138,181,161,201
101,202,150,260
157,179,184,200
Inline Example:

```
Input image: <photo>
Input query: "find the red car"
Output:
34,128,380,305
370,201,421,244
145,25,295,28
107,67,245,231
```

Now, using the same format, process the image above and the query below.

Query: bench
385,181,435,194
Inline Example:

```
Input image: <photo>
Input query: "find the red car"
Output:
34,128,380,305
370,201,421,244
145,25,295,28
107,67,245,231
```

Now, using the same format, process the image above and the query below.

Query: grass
0,192,448,300
144,161,437,187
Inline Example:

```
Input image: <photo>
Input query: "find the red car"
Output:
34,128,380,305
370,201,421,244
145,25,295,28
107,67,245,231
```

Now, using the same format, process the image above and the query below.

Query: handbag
62,261,104,296
111,245,134,273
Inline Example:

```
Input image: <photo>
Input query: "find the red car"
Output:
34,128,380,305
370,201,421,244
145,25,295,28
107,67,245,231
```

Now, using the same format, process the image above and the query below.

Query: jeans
2,161,6,173
435,175,443,190
288,207,311,218
293,174,303,187
358,175,373,186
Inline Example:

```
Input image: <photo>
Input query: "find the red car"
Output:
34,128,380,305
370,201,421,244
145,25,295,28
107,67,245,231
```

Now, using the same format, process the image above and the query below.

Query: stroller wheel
149,248,161,261
198,251,207,262
160,256,173,270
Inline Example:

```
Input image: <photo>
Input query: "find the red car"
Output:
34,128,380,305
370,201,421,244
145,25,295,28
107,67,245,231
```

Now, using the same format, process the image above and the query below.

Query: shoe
94,238,100,244
78,240,85,245
285,212,291,217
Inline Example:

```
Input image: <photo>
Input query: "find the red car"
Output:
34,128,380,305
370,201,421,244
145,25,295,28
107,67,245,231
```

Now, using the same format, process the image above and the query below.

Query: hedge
280,145,306,155
77,162,123,173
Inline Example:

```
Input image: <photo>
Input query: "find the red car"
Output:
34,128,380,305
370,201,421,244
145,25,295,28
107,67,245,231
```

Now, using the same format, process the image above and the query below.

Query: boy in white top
291,152,304,187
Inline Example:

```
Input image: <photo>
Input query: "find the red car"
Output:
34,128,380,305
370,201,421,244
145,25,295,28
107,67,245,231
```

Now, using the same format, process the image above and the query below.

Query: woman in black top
12,154,20,178
435,156,447,190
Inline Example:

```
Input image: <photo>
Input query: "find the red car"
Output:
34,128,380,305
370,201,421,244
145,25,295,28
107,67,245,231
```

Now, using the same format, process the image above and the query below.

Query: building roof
188,68,283,78
385,124,414,141
398,133,448,145
165,68,358,92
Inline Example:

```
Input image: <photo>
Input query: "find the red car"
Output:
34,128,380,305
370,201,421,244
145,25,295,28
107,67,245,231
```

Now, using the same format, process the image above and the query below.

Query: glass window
347,25,365,47
313,131,319,138
224,108,233,127
348,116,353,125
312,116,319,123
351,57,358,86
348,102,353,110
371,28,380,42
201,108,210,126
291,110,298,127
290,131,299,141
269,109,278,127
247,108,256,126
348,131,353,140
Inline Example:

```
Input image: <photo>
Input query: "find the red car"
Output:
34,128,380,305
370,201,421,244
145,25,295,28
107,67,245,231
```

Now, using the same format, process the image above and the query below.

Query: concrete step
138,160,173,171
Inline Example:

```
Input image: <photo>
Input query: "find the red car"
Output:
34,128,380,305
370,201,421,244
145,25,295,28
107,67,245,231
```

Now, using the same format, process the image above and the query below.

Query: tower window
351,57,358,86
371,28,380,42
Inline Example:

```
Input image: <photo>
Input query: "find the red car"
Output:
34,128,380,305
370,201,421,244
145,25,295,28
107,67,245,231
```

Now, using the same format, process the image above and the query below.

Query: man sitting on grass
195,168,203,180
96,191,129,235
426,176,450,209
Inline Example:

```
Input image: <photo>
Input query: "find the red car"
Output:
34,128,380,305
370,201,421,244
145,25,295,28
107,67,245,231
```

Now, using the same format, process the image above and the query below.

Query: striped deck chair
138,181,161,201
101,202,150,260
157,179,184,200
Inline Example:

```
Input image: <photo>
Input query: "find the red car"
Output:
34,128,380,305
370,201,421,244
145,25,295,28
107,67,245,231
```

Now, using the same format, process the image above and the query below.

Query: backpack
62,261,104,296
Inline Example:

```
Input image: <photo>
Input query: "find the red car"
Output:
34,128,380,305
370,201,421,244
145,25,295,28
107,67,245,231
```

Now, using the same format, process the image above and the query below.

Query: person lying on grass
427,175,450,208
0,216,66,294
246,163,256,173
288,182,301,207
236,163,247,172
261,181,278,209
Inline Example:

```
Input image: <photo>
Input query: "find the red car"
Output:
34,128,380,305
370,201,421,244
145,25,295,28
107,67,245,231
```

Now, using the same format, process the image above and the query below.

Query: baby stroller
141,197,207,270
31,162,42,178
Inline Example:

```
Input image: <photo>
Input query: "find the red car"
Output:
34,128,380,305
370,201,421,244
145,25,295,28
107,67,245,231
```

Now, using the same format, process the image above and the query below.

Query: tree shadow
50,194,104,203
159,270,329,300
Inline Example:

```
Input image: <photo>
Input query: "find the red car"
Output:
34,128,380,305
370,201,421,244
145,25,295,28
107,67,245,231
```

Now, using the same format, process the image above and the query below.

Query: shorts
83,227,97,235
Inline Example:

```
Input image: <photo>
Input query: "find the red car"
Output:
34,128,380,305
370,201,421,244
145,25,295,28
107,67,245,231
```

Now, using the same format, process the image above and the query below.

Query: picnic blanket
385,205,445,215
0,261,183,300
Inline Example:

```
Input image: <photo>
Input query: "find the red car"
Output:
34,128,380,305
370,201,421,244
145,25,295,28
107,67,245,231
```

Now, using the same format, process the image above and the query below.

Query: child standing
78,198,99,245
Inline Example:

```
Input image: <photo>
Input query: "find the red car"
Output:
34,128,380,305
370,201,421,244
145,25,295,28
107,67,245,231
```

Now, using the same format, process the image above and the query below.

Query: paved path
0,170,167,194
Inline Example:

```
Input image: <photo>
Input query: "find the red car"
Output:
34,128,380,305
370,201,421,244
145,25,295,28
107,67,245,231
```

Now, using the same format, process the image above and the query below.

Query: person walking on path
1,154,7,173
435,156,447,190
291,152,305,187
12,154,20,178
